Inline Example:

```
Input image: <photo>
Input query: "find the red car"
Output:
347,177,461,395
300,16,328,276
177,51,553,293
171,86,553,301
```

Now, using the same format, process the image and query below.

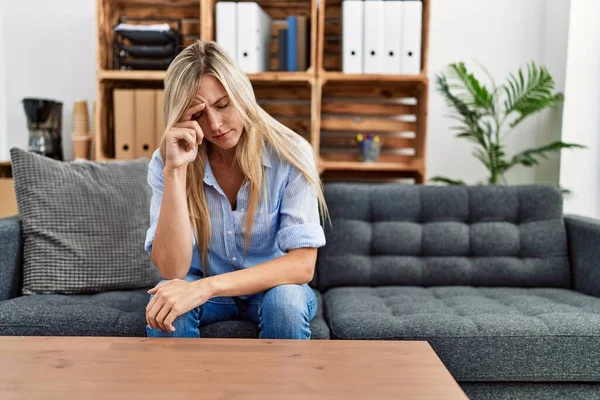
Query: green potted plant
431,62,584,188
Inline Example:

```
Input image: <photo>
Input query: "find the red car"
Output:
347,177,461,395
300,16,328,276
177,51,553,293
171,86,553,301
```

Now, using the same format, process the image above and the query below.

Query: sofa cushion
324,286,600,381
317,184,570,291
0,289,329,339
9,147,161,294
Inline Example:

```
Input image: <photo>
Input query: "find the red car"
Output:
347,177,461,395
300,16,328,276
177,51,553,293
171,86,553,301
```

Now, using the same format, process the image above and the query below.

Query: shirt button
227,231,232,236
232,257,237,262
240,208,245,212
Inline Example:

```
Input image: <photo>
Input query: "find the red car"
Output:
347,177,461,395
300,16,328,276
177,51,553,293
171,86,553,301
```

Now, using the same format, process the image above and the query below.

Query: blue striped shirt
144,143,326,281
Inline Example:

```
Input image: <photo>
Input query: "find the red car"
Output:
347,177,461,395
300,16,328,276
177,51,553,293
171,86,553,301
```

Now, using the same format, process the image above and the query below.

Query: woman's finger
146,309,155,330
175,121,204,145
148,280,172,294
164,309,179,332
147,297,166,331
189,121,203,145
154,302,173,332
181,102,206,121
184,130,196,150
146,291,160,313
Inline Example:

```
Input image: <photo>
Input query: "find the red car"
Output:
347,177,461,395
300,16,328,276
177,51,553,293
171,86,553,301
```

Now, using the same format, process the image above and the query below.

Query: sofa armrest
0,216,22,300
565,215,600,297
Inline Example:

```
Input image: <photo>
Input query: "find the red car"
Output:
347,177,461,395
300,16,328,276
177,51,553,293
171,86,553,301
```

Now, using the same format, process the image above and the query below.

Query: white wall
0,0,572,174
0,0,96,161
559,0,600,218
427,0,570,186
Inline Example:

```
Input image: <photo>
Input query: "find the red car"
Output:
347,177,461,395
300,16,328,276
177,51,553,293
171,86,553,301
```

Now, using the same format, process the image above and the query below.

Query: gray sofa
1,183,600,399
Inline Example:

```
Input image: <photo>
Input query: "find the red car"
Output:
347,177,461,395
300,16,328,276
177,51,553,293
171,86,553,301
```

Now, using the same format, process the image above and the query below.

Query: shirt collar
203,146,272,186
261,145,272,168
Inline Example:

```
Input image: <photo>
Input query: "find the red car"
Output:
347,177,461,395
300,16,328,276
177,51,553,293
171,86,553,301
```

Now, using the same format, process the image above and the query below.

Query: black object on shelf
112,17,182,70
116,57,175,71
115,30,177,46
118,43,176,58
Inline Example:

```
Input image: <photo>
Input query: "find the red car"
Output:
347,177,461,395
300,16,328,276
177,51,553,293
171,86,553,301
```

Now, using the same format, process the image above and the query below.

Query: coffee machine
22,98,64,160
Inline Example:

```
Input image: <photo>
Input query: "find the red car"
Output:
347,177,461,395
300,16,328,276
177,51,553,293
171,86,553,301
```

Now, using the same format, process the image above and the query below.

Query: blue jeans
146,280,317,339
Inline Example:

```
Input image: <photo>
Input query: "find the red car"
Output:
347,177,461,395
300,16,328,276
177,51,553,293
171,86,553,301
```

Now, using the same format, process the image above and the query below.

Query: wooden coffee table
0,337,467,399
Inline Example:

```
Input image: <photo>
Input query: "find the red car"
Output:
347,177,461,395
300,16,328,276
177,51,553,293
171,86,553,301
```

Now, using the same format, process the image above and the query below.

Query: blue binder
286,16,297,71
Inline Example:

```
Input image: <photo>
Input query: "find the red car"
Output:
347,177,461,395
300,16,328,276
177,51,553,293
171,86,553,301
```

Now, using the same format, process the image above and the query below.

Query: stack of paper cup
71,99,92,160
72,100,89,134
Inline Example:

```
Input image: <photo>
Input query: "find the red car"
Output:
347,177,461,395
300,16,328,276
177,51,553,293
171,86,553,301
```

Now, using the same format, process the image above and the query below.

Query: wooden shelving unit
95,0,430,183
317,0,430,183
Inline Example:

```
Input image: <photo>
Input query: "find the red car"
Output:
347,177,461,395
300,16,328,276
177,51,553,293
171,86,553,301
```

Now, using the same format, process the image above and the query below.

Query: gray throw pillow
10,147,161,295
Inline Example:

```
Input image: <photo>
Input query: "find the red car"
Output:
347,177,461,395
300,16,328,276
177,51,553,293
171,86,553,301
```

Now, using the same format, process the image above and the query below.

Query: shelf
98,70,166,81
95,0,430,183
321,159,423,172
247,72,314,83
321,71,427,85
98,70,314,83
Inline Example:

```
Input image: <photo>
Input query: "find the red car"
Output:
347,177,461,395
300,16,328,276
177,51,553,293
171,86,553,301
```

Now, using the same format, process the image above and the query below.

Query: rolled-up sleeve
276,165,326,252
145,151,164,254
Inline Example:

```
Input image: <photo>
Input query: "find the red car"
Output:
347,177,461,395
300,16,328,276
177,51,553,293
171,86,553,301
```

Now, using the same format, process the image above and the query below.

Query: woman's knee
262,284,310,311
259,284,315,339
260,284,316,322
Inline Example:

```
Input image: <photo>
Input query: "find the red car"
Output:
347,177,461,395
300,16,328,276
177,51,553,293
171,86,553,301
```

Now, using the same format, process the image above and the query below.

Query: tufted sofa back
315,184,571,292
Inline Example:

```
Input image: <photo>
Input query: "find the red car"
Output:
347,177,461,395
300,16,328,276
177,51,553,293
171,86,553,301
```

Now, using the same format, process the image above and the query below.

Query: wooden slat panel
323,85,417,99
324,23,341,37
260,103,311,116
182,36,200,47
321,170,419,183
325,5,341,18
181,19,199,36
297,132,311,142
322,102,416,116
320,134,415,149
254,85,311,99
263,7,311,19
324,41,340,54
118,5,199,20
323,55,340,70
321,117,416,133
276,117,311,133
269,58,279,71
320,152,417,165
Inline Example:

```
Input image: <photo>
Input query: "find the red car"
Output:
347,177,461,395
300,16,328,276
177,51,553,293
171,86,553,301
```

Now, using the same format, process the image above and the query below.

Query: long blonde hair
159,40,328,275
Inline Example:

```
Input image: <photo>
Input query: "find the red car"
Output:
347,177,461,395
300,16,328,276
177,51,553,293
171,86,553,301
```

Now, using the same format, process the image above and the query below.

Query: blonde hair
159,40,328,275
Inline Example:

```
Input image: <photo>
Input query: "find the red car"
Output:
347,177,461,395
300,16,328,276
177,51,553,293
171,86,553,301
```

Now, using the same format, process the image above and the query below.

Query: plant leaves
508,141,586,168
445,63,494,111
503,62,564,128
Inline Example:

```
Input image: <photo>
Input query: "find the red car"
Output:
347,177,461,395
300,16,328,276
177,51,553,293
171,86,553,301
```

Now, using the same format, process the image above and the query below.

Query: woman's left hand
146,279,211,332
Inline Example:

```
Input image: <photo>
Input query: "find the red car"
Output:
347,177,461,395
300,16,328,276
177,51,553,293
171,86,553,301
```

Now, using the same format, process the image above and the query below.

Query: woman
144,40,328,339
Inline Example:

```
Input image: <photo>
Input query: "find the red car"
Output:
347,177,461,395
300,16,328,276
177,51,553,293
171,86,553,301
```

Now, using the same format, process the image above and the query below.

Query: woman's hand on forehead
182,102,206,122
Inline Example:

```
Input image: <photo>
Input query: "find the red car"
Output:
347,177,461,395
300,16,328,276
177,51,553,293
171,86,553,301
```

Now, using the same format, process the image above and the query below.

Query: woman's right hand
164,102,206,170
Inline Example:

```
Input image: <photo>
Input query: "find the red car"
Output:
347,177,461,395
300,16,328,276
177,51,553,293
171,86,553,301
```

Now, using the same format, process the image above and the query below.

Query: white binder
363,0,385,74
401,0,423,75
383,0,403,74
237,2,272,73
216,1,238,63
342,0,364,74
